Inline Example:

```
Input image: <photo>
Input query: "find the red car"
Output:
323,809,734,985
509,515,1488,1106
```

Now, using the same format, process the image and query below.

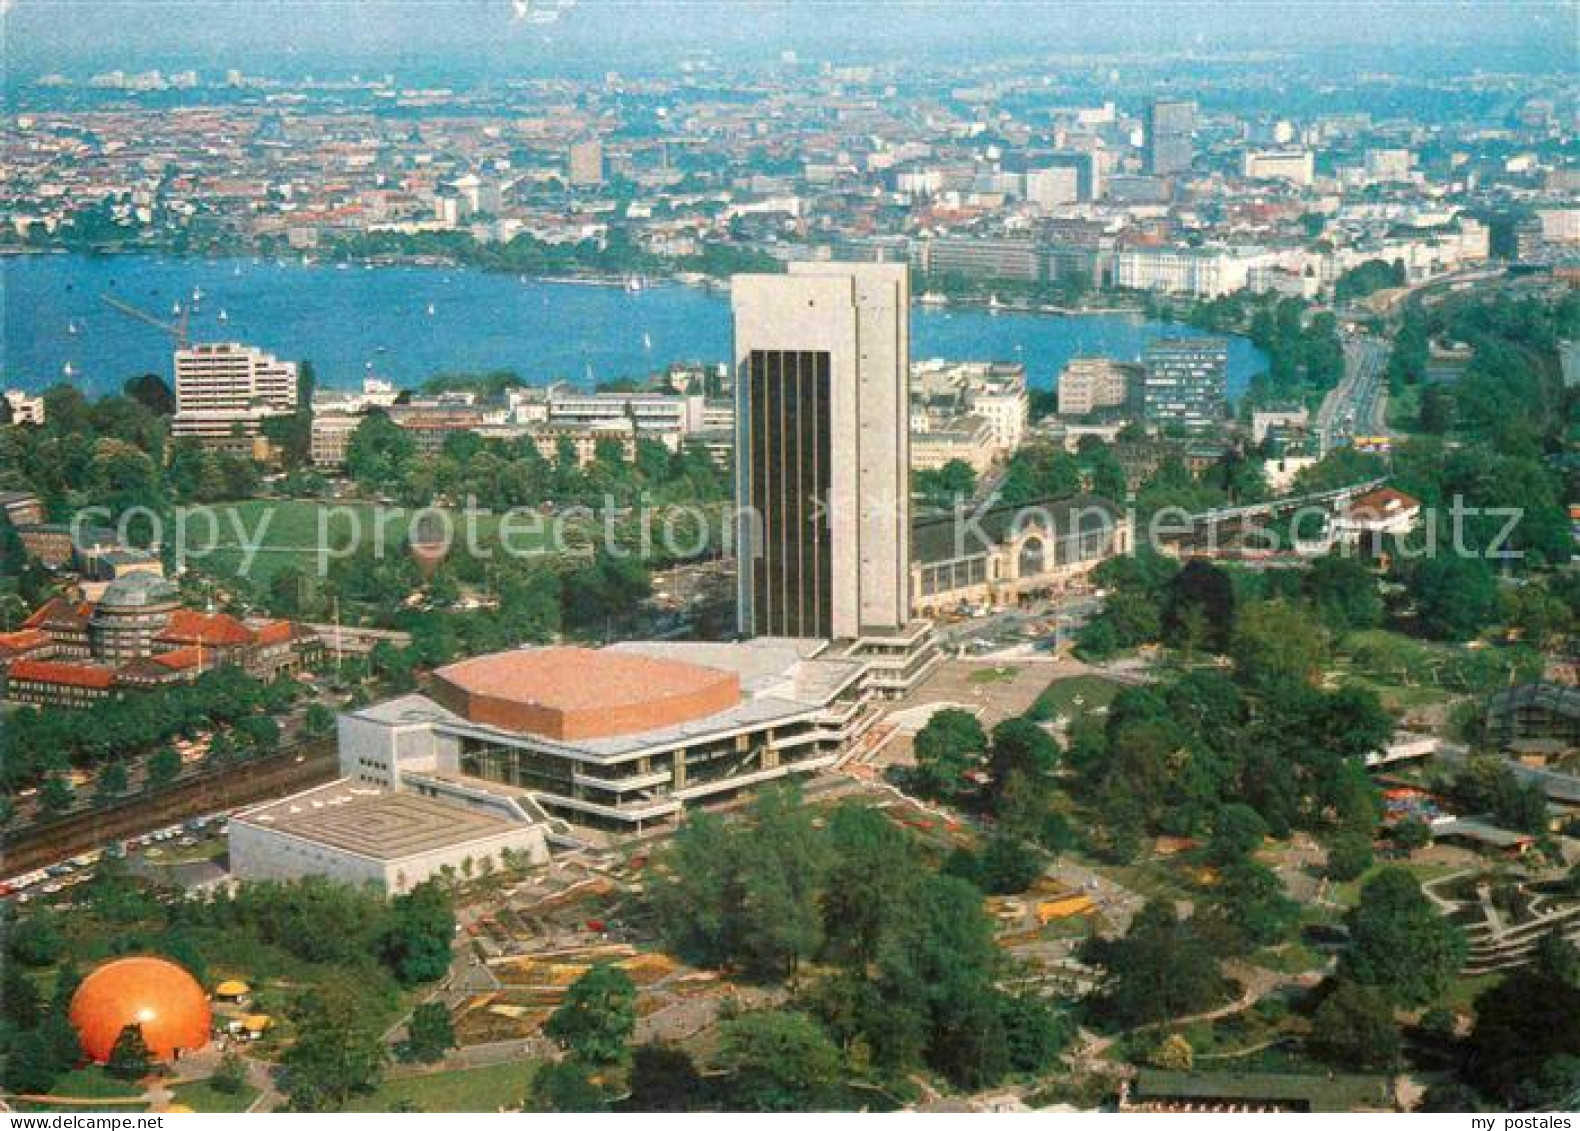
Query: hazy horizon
5,0,1576,82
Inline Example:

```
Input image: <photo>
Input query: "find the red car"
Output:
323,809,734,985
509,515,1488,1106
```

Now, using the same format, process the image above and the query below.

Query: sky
3,0,1575,80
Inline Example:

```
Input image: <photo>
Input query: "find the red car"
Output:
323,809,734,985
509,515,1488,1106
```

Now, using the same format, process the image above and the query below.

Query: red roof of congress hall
8,658,116,689
430,646,742,742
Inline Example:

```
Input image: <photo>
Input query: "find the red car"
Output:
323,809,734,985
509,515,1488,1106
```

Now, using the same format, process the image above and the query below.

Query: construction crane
98,293,190,349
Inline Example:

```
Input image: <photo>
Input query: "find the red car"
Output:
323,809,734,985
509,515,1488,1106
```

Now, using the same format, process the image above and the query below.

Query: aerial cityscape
0,0,1577,1117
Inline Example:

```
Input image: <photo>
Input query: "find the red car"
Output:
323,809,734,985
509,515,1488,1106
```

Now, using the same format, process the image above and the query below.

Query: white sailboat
218,308,229,323
63,361,76,378
426,302,436,316
643,331,653,352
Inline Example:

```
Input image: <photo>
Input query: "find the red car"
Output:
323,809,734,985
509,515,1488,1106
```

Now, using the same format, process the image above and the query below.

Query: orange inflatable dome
68,957,212,1064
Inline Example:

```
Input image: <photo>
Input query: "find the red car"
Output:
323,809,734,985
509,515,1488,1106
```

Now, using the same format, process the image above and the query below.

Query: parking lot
1,812,231,903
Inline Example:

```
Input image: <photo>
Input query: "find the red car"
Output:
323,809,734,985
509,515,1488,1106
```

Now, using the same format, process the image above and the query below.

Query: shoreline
1,243,1156,318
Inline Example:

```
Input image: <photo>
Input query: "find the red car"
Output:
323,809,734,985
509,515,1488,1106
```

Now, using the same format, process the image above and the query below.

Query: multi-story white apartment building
171,342,299,449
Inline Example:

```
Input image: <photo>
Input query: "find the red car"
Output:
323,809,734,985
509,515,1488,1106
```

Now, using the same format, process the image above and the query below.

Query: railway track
1,741,339,877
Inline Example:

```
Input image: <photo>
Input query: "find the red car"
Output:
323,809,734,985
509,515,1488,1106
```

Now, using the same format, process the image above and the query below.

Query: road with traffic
1316,336,1391,453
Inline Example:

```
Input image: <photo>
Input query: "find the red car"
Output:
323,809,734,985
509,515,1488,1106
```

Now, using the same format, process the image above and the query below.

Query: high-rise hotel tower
731,262,911,641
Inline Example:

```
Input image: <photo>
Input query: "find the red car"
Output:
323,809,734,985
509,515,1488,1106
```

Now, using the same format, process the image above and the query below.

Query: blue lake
3,253,1265,398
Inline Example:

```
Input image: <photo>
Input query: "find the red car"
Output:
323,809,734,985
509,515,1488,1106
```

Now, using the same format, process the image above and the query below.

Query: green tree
626,1044,705,1112
3,1028,64,1094
1303,554,1382,633
147,747,182,789
95,761,129,801
913,459,978,508
281,979,387,1111
8,911,65,966
1,960,41,1029
1343,868,1466,1007
106,1023,153,1081
1391,818,1432,854
1308,980,1400,1071
1231,599,1328,688
544,964,638,1066
528,1057,609,1113
819,803,924,968
1163,560,1236,653
1206,804,1269,867
650,787,830,980
344,411,416,493
210,1052,248,1095
1207,861,1300,950
398,1002,456,1064
713,1010,842,1112
39,774,74,814
1465,932,1580,1106
1325,831,1375,881
911,708,988,800
377,881,455,986
1408,557,1499,641
1082,899,1232,1029
985,717,1058,806
303,702,336,737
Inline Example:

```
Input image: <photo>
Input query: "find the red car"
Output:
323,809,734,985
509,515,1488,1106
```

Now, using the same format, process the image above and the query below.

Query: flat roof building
230,779,550,895
172,342,299,452
1142,338,1229,434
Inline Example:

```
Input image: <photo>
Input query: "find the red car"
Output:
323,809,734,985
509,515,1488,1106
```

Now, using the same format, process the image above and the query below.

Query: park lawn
968,665,1021,685
15,1066,146,1108
44,1067,143,1099
1028,673,1124,725
1440,971,1503,1012
171,1079,259,1113
1252,940,1327,976
346,1060,537,1113
183,499,564,585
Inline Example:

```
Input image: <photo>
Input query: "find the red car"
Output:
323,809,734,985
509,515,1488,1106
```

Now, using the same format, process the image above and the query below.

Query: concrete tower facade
732,261,911,640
